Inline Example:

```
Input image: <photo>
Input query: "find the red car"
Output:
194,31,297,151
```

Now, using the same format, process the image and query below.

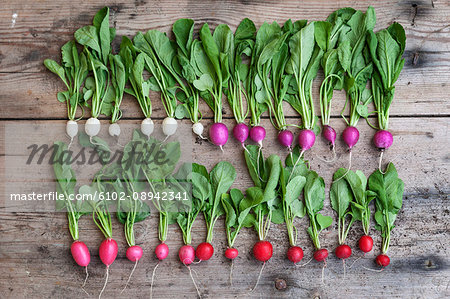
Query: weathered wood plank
0,117,449,297
0,55,449,120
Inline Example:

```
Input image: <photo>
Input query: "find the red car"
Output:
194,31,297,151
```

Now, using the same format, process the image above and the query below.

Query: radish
106,53,126,139
195,242,214,261
155,243,169,261
225,248,238,260
222,189,253,284
304,170,332,272
249,126,266,146
53,142,91,287
179,245,196,265
287,246,304,264
376,254,390,267
298,129,316,154
342,126,359,149
313,248,329,262
99,238,119,266
209,122,229,149
368,163,404,268
243,153,282,292
172,19,206,139
359,235,373,253
368,22,405,172
233,123,250,147
162,117,178,139
44,41,87,146
197,23,230,149
278,130,294,149
85,117,101,138
280,161,307,265
141,118,154,137
335,244,352,259
322,125,336,146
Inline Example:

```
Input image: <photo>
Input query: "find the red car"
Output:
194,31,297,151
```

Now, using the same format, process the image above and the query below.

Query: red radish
126,245,143,262
195,242,214,261
278,130,294,148
322,125,336,146
225,248,238,260
376,254,390,267
179,245,195,265
155,243,169,261
253,241,273,262
342,126,359,149
359,235,373,253
313,248,329,262
335,244,352,259
233,123,249,146
209,122,229,148
298,129,316,153
99,238,118,266
249,126,266,146
287,246,304,264
373,130,393,149
71,240,91,267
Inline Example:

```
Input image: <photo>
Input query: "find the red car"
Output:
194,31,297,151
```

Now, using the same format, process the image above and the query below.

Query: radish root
98,266,109,299
248,262,265,294
321,260,327,284
348,255,363,269
82,265,89,288
362,266,385,272
343,259,346,280
229,259,234,286
150,262,159,299
121,260,139,294
378,151,386,174
315,144,337,163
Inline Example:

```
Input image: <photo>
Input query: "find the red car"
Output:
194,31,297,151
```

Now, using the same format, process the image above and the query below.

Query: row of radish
53,133,404,297
45,6,405,167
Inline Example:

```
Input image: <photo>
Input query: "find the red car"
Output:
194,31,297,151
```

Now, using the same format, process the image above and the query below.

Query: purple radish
249,126,266,146
373,130,393,150
233,123,249,146
342,126,359,149
298,129,316,152
278,130,294,148
322,125,336,146
209,123,229,148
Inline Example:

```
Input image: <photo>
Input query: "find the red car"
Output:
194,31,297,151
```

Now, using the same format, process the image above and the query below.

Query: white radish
85,117,101,137
192,122,204,138
66,120,78,139
108,123,121,137
162,117,177,137
141,118,154,137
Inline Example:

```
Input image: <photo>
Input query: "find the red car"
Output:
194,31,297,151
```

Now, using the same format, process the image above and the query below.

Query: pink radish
249,126,266,146
278,130,294,148
376,254,390,267
126,245,143,262
195,242,214,261
373,130,393,149
179,245,195,265
359,235,373,253
71,240,91,267
155,243,169,261
225,248,238,260
298,129,316,153
233,123,249,146
209,122,229,149
287,246,304,264
98,238,118,298
313,248,329,262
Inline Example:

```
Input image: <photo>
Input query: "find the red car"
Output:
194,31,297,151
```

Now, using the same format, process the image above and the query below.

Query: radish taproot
44,41,88,145
53,141,91,287
368,22,406,171
75,7,115,143
368,163,404,268
200,161,236,261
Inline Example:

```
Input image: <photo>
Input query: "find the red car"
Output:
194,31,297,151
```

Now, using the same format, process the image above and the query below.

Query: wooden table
0,0,449,298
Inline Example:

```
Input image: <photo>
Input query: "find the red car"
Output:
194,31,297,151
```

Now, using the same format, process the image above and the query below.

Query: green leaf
44,59,68,87
74,26,101,54
330,168,352,218
316,213,333,231
193,73,214,92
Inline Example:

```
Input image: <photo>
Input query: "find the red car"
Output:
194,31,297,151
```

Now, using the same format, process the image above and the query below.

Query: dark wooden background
0,0,449,298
